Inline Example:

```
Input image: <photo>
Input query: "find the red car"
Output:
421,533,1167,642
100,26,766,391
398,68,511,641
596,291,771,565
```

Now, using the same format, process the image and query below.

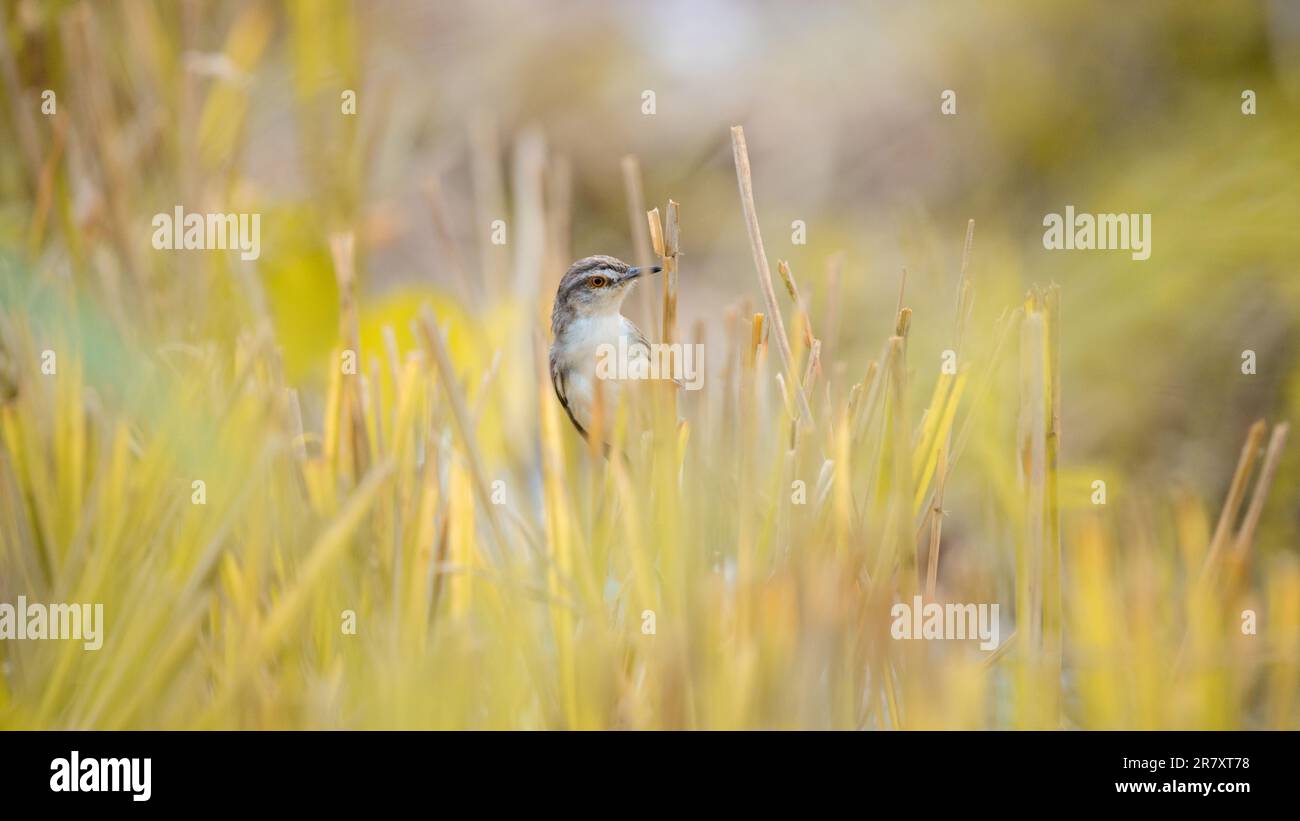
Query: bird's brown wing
549,349,588,440
628,323,684,388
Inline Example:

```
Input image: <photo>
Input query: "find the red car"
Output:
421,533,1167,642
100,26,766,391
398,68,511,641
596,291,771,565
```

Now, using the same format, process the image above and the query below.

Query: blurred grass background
0,0,1296,728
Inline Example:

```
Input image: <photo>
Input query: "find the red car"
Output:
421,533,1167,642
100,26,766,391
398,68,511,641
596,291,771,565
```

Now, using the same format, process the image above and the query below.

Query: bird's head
552,255,661,326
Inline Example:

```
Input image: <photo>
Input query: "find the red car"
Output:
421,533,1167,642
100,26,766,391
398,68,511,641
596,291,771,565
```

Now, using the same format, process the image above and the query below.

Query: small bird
549,255,661,440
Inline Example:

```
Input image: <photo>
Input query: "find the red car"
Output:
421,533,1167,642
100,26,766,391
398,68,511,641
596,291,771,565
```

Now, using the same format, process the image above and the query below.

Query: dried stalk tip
777,259,799,303
750,313,767,358
647,208,665,257
895,307,912,338
730,124,813,425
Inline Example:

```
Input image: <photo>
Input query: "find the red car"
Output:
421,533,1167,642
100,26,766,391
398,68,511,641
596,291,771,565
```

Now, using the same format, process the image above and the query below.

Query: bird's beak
623,265,663,282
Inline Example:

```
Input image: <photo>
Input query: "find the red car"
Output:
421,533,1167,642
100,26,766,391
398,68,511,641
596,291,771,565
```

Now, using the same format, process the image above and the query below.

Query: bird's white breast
554,312,648,432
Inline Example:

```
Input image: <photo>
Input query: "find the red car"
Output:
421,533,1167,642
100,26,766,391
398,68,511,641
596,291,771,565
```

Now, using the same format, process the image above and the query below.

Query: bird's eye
588,276,608,288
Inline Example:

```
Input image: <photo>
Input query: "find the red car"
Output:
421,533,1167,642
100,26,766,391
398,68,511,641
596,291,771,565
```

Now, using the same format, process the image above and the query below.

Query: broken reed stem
647,202,681,342
647,207,664,256
730,126,814,426
662,200,680,345
647,204,682,422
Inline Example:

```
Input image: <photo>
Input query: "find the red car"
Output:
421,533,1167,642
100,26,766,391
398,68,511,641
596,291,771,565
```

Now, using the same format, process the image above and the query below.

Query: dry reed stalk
895,306,912,340
417,305,508,565
924,446,947,599
1199,419,1268,582
736,365,760,644
330,232,371,480
646,205,666,378
911,375,963,514
730,126,813,425
888,334,913,583
851,344,895,533
802,339,822,396
1018,310,1047,650
922,222,976,595
661,200,681,345
783,260,826,445
197,460,395,726
647,206,664,256
644,204,683,427
896,267,909,323
859,336,909,590
688,318,708,419
776,259,815,349
1016,287,1066,725
749,313,766,364
1229,422,1289,563
1176,420,1283,680
918,306,1017,538
1042,284,1062,714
